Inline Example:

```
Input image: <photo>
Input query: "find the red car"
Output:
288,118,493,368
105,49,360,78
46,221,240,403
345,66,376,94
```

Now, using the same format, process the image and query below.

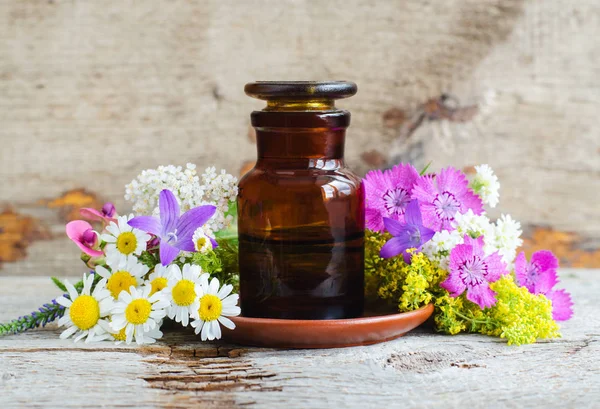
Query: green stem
453,310,490,326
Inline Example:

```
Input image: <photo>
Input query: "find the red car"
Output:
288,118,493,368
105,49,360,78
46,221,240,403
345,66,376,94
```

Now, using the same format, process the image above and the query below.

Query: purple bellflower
128,189,217,266
380,199,435,263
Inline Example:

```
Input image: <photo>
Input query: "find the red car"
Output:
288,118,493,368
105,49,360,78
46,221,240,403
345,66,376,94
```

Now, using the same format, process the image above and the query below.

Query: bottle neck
251,108,350,167
255,127,346,168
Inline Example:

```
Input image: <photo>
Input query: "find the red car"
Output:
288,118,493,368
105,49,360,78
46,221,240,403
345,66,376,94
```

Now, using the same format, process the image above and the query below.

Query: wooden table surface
1,269,598,409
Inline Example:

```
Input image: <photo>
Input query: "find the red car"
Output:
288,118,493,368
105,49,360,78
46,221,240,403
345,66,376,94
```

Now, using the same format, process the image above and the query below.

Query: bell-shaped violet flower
128,189,216,266
66,220,103,257
380,200,435,263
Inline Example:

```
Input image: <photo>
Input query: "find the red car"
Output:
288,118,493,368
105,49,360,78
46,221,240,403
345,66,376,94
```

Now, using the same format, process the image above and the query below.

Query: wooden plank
1,270,598,408
1,0,600,278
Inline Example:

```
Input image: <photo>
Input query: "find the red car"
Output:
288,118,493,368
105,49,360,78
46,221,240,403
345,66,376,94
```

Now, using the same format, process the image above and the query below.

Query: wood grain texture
1,0,599,275
0,269,598,408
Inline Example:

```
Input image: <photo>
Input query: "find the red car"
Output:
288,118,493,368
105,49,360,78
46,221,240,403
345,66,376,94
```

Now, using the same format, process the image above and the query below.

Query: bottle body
238,104,365,319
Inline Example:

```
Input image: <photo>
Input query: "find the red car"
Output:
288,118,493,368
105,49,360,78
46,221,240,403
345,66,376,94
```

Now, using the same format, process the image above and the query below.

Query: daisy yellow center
198,294,222,322
172,280,196,306
112,327,127,341
125,299,152,325
150,277,168,296
69,295,100,330
116,232,137,255
196,237,207,250
107,271,137,299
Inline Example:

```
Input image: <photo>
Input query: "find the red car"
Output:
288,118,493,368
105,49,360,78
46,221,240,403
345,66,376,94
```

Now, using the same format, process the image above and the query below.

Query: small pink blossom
411,167,483,232
363,163,420,232
65,220,103,257
515,251,573,321
441,235,507,309
80,202,117,224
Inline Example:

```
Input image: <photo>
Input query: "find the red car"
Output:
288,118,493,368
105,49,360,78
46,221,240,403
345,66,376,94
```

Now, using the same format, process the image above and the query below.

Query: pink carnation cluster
515,251,573,321
365,163,573,320
364,165,483,233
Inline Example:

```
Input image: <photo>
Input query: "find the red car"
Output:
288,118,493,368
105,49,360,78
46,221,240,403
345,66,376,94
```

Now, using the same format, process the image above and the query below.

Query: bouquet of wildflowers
364,164,573,345
1,161,574,347
0,164,242,344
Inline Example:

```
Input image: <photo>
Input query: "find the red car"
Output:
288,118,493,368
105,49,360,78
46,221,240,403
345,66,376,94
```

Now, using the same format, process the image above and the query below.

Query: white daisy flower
56,273,113,343
191,277,240,341
192,227,214,254
470,164,500,208
111,326,163,345
145,264,172,296
101,215,150,268
110,285,169,345
96,257,149,299
163,264,208,327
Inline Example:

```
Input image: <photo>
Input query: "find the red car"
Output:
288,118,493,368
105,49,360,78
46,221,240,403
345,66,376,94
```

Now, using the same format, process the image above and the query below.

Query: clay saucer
222,304,433,349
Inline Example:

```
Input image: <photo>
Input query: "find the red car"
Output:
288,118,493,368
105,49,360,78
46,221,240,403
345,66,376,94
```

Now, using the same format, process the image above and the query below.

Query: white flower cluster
124,163,238,232
57,261,240,345
421,230,462,270
493,214,523,268
423,210,523,269
201,166,239,231
470,164,500,208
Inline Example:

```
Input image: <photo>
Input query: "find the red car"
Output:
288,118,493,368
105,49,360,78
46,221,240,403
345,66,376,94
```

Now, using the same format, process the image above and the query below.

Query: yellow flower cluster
365,230,561,345
365,231,447,311
482,275,560,345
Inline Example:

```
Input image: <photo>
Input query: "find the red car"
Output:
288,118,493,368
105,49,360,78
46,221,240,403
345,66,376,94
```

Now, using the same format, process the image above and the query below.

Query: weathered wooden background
1,0,599,276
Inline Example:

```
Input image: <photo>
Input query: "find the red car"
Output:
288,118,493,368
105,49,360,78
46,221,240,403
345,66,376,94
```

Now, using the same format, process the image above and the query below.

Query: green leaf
138,250,159,269
51,277,68,292
419,161,433,176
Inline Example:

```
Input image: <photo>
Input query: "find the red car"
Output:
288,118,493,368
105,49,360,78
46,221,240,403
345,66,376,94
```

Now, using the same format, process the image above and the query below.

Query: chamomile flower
110,285,169,345
96,257,149,299
163,264,208,326
191,277,240,341
111,326,163,345
471,164,500,208
192,227,214,254
101,215,150,268
56,273,113,343
146,264,172,296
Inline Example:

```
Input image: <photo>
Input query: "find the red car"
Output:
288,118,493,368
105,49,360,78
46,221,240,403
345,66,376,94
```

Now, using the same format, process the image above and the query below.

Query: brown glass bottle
237,81,365,320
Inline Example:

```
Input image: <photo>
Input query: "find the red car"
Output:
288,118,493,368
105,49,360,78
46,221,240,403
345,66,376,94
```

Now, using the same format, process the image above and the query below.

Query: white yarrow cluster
493,214,523,267
201,167,238,231
471,164,500,208
422,230,463,269
124,163,238,232
424,210,522,269
452,210,496,248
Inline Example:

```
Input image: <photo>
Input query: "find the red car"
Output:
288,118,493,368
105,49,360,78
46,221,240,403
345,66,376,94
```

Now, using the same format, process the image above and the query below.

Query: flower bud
102,202,116,217
81,229,98,247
